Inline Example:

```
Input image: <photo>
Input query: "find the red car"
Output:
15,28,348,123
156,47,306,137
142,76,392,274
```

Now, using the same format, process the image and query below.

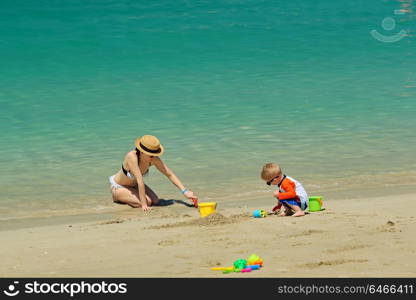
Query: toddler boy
261,163,308,217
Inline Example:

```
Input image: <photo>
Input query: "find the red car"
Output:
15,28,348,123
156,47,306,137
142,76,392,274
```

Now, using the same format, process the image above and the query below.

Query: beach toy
308,196,323,212
198,202,217,217
211,266,235,273
251,259,263,266
241,268,252,273
233,259,247,271
253,209,266,218
247,254,263,266
192,199,198,208
247,254,260,264
212,256,263,274
211,267,228,271
211,267,234,271
248,264,261,270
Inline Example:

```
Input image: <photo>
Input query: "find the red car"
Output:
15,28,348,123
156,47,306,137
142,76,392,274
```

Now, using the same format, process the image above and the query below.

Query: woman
109,135,198,212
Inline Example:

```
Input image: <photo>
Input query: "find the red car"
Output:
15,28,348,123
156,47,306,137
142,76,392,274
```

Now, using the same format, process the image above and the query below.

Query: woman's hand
184,190,198,207
142,205,152,213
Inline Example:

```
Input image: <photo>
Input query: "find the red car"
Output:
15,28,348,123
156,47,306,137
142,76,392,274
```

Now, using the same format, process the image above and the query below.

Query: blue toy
253,209,266,218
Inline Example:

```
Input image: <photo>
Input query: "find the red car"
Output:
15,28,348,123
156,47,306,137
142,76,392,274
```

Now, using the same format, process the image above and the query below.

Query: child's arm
278,178,297,200
272,202,282,213
273,189,280,198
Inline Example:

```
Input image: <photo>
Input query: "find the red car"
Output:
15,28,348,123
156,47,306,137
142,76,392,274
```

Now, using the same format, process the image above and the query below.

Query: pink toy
241,268,252,273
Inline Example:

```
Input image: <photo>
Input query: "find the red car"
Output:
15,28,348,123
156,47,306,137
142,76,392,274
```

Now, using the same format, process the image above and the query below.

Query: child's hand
272,203,282,212
273,190,280,198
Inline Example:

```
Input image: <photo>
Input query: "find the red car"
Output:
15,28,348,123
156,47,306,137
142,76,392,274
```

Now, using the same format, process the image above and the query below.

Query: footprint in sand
292,242,312,247
325,244,370,254
377,220,398,233
145,213,249,230
301,259,368,269
175,254,191,260
302,229,325,235
286,229,325,239
210,238,227,243
157,239,179,247
97,218,125,225
204,260,222,267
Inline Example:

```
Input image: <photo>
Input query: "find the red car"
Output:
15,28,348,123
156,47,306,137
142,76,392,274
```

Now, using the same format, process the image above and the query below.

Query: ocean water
1,0,415,220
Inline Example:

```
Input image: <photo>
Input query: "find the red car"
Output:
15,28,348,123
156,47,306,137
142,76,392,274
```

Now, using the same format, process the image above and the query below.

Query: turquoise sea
1,0,415,220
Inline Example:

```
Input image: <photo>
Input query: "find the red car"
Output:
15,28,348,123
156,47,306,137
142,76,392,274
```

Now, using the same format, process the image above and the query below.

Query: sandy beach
1,192,415,278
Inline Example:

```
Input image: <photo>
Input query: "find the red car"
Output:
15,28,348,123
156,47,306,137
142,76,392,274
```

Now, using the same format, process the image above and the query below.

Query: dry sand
1,193,415,277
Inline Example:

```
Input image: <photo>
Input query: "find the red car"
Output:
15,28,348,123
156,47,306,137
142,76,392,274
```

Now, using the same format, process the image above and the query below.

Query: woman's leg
111,185,160,208
111,186,142,208
144,185,160,206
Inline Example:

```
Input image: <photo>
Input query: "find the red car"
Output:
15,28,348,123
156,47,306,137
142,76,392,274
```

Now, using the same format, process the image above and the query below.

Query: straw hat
135,135,164,156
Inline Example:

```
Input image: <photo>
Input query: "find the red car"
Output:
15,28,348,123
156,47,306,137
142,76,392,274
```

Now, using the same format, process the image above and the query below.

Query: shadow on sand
155,199,195,208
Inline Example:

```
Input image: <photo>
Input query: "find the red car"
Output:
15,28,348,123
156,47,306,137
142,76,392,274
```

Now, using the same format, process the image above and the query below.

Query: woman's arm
152,157,198,203
126,152,151,211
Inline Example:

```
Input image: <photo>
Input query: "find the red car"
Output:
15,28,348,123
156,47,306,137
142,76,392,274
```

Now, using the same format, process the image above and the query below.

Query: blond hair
261,163,282,180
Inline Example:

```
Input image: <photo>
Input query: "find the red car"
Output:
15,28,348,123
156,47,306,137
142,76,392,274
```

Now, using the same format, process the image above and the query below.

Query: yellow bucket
198,202,217,217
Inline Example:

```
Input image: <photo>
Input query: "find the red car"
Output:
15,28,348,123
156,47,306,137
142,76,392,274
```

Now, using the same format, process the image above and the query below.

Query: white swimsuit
109,166,149,190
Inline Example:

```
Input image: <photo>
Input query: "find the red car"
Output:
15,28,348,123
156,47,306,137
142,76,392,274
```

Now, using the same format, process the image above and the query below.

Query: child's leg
279,204,295,216
279,199,305,217
279,205,288,216
286,203,305,217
